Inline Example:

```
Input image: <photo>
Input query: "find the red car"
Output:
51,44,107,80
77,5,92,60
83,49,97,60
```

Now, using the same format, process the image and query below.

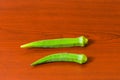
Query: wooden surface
0,0,120,80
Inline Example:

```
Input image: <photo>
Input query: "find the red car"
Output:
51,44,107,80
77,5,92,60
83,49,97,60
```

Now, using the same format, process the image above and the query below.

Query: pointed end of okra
31,61,38,66
31,61,43,66
78,54,88,64
78,36,88,47
30,63,36,66
20,44,31,48
30,59,44,66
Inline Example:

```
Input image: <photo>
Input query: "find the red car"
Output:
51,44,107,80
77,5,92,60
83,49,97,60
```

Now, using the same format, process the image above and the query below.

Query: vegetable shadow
86,39,94,47
81,56,94,66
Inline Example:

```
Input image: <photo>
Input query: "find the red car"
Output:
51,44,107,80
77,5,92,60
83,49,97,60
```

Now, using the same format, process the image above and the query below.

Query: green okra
20,36,88,48
31,53,87,66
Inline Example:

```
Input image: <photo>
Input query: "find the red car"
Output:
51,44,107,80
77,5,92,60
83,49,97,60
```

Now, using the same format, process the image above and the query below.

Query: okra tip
20,44,30,48
30,63,36,66
31,61,41,66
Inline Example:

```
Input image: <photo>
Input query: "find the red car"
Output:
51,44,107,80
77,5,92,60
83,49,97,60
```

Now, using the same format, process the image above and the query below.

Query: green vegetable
20,36,88,48
31,53,87,66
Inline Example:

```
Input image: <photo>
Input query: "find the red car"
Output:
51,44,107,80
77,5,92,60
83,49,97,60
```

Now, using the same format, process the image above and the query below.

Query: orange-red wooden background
0,0,120,80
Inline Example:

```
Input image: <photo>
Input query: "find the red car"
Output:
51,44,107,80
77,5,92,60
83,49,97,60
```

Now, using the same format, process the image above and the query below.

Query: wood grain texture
0,0,120,80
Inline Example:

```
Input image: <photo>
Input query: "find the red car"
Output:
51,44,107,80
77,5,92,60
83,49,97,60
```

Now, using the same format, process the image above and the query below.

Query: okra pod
20,36,88,48
31,53,87,66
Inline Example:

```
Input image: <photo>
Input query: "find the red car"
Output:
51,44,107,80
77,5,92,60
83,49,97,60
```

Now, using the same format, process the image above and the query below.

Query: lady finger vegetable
31,53,87,66
20,36,88,48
